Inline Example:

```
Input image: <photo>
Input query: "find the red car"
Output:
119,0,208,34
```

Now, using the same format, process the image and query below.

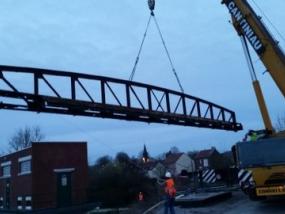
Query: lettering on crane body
224,0,265,55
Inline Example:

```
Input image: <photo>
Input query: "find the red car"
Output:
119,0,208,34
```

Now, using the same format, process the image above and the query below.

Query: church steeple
142,144,149,163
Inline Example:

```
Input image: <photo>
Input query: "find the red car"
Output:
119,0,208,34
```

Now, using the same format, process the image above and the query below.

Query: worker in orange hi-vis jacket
164,172,176,214
138,192,144,202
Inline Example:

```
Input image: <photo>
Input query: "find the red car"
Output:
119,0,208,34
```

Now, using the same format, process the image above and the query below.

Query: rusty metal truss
0,65,242,131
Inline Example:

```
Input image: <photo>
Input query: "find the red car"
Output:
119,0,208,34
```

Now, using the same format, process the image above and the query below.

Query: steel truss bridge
0,65,242,131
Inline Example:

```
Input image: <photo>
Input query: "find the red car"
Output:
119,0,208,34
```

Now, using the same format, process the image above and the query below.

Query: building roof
32,141,86,144
0,142,87,159
142,161,160,170
163,153,184,166
195,148,216,159
0,146,31,159
222,151,233,159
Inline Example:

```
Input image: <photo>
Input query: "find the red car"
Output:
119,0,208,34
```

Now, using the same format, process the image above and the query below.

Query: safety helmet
165,171,171,178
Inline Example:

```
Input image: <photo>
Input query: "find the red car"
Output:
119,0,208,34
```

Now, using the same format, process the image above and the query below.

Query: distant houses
142,146,233,179
195,147,219,170
141,151,195,179
163,153,195,176
144,161,165,179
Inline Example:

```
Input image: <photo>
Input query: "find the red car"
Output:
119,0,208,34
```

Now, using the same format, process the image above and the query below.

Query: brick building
195,147,224,170
0,142,88,211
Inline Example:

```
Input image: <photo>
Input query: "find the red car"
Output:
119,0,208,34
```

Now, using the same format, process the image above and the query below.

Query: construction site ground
156,191,285,214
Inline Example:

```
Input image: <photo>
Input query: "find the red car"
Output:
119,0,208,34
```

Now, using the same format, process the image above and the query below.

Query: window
18,155,32,175
1,161,11,177
203,159,209,167
2,165,11,177
17,197,23,210
25,196,32,210
61,174,67,186
0,197,3,209
19,161,31,174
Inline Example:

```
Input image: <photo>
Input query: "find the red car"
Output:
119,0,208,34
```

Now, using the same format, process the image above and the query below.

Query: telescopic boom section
240,35,274,132
222,0,285,98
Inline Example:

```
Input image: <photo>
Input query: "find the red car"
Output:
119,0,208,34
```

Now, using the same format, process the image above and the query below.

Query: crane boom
222,0,285,98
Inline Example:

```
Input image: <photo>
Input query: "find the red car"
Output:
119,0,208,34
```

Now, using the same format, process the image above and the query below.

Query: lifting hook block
148,0,155,11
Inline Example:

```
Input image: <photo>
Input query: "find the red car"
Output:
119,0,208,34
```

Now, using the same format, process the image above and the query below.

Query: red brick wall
0,148,32,210
0,142,88,211
32,142,88,210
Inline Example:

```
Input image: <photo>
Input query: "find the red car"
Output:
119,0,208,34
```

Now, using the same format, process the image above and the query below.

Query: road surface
157,191,285,214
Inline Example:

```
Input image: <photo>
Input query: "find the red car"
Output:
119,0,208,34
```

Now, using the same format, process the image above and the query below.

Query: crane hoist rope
129,14,152,81
129,0,185,94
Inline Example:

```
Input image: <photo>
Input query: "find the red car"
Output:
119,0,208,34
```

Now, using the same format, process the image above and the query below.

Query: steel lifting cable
152,15,184,93
129,14,152,81
130,0,185,94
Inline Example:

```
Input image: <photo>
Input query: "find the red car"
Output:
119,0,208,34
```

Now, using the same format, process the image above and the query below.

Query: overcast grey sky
0,0,284,163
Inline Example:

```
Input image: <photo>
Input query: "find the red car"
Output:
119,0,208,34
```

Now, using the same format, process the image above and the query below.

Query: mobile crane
147,0,285,199
222,0,285,199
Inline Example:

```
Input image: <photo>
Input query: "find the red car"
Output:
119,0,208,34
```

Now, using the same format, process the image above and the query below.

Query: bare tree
115,152,130,165
170,146,180,154
8,126,44,152
95,155,112,168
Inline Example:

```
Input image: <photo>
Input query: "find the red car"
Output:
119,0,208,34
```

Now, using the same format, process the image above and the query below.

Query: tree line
88,153,159,207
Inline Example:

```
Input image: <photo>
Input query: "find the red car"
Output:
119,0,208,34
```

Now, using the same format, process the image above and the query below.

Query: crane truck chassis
233,137,285,200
